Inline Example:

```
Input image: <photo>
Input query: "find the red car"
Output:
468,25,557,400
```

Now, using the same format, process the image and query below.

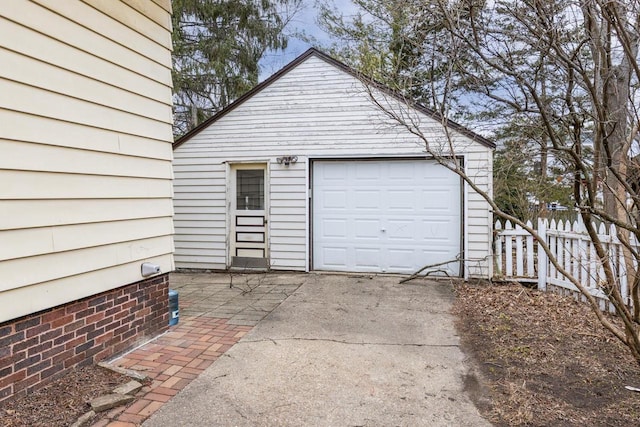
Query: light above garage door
312,159,462,275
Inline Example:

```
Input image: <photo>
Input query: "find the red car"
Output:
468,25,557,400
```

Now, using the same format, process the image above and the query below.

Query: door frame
226,161,270,268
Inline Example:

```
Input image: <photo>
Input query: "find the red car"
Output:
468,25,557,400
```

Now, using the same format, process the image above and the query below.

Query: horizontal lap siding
464,148,493,277
0,1,174,322
174,55,493,277
269,162,307,270
172,164,227,269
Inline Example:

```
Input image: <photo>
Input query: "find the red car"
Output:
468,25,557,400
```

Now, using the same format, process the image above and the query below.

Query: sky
259,0,357,80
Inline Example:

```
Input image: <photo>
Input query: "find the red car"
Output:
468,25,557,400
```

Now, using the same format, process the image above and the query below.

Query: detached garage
172,48,494,278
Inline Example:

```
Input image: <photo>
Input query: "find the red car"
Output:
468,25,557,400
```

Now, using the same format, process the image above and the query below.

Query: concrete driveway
144,273,489,426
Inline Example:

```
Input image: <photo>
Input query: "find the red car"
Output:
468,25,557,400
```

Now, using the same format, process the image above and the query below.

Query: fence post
538,218,547,291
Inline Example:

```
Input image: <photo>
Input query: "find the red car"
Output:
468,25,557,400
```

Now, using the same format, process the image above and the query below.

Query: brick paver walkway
94,316,252,426
90,272,303,427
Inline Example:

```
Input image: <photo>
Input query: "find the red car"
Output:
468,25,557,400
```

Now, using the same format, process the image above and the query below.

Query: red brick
15,317,40,332
66,301,88,315
65,336,84,351
186,358,204,369
51,314,74,329
40,363,64,381
0,385,12,400
218,344,233,353
64,319,85,334
86,311,106,324
105,421,136,427
0,273,169,405
53,349,74,365
41,308,65,324
180,367,204,375
88,295,107,307
26,358,51,376
174,371,197,380
13,336,38,353
40,327,63,342
145,392,172,402
27,341,52,357
41,344,65,361
13,373,38,393
14,354,41,371
3,369,26,388
106,404,127,419
124,398,153,414
115,413,145,424
95,331,115,346
63,353,85,369
26,322,51,339
138,400,165,417
150,386,178,397
162,365,182,376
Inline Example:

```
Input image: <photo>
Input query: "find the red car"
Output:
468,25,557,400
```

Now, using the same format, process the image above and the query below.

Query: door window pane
237,169,264,210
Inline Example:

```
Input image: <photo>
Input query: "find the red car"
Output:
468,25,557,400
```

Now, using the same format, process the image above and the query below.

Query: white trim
225,162,231,267
304,159,310,272
227,162,270,266
463,154,469,280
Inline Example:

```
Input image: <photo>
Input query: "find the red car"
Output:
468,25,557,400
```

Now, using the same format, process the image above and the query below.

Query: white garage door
312,159,461,275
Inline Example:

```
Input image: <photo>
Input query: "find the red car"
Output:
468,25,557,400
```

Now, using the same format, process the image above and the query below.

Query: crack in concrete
239,337,459,348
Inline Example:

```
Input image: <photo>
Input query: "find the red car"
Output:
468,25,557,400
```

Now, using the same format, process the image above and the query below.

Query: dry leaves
454,281,640,426
0,365,129,427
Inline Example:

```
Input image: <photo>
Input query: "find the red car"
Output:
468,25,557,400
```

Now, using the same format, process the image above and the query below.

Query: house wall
0,0,174,400
0,0,175,323
0,273,169,402
173,55,493,277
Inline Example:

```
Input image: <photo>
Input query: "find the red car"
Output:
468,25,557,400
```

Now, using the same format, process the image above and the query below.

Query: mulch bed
454,280,640,426
0,365,130,427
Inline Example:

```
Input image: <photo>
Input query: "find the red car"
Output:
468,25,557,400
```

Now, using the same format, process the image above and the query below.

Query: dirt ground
454,280,640,426
0,365,129,427
2,280,640,426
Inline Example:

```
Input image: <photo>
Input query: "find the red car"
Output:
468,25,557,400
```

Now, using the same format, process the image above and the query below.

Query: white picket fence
494,218,633,312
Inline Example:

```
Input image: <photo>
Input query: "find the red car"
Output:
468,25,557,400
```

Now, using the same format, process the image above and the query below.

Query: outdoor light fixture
276,155,298,166
141,262,161,277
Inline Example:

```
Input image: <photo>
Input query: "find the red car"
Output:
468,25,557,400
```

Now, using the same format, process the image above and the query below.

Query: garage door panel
386,219,415,240
355,163,381,180
354,247,381,268
387,190,414,210
355,220,380,239
388,161,415,179
387,249,415,270
354,190,380,208
322,190,347,208
313,160,461,275
422,190,457,211
319,162,348,180
422,219,458,242
320,247,348,267
320,219,347,238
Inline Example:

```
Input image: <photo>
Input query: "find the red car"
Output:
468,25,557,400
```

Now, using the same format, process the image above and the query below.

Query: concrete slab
146,272,488,426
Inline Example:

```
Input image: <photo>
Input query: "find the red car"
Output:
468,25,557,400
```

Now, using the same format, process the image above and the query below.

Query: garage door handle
381,228,386,232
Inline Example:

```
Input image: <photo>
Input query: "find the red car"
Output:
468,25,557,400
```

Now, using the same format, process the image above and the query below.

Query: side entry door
230,164,268,269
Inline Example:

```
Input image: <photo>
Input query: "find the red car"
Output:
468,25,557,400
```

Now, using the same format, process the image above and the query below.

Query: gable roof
173,48,495,150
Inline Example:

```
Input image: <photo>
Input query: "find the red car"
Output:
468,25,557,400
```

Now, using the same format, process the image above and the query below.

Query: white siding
173,54,492,277
0,0,174,322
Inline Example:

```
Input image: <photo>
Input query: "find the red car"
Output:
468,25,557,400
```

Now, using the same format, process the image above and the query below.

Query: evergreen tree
172,0,301,137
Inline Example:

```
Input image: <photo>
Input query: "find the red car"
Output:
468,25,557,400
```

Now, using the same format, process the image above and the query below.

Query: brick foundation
0,273,169,404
